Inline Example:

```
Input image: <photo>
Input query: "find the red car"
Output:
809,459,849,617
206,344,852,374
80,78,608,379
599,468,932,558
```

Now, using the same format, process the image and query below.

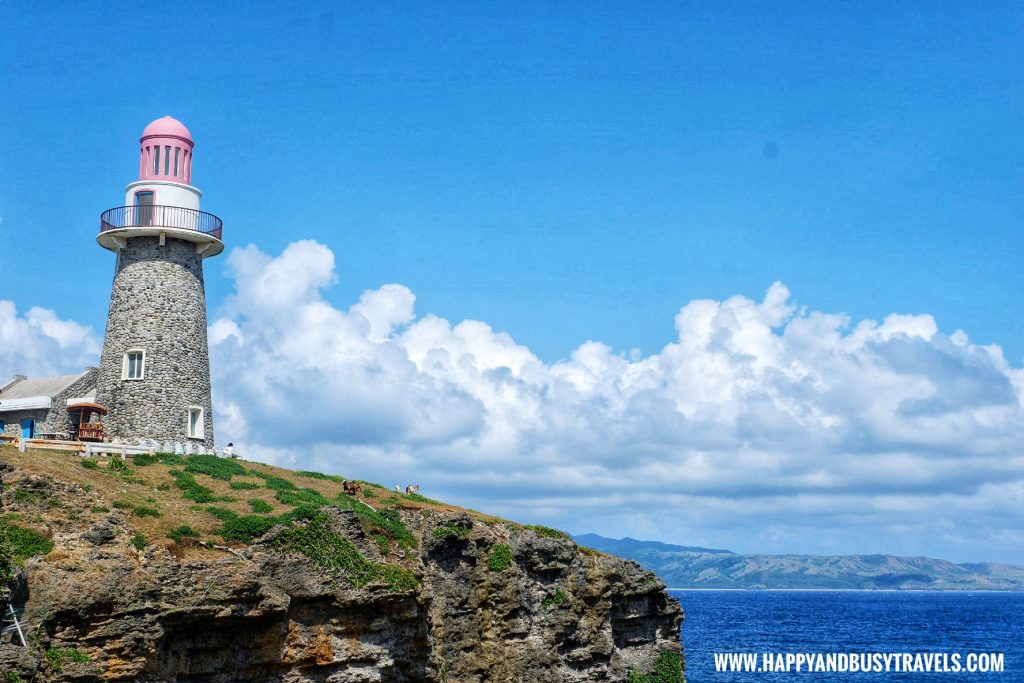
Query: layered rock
0,460,683,682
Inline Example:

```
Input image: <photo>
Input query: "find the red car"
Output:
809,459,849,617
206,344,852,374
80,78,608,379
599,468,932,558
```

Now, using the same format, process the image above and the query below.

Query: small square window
123,350,145,380
187,407,204,439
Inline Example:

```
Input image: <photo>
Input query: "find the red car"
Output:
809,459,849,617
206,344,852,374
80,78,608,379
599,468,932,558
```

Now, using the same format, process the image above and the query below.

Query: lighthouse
95,117,222,447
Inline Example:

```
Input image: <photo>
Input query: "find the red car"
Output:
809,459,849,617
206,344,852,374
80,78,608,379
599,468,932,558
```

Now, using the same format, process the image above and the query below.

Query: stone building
3,117,223,448
0,370,99,439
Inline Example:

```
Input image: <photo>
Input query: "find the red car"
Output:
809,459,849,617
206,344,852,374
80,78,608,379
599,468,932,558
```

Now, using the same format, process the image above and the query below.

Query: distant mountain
574,534,1024,591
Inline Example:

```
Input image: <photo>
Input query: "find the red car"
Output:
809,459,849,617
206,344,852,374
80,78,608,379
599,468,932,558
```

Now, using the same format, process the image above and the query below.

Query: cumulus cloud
0,301,101,378
209,241,1024,563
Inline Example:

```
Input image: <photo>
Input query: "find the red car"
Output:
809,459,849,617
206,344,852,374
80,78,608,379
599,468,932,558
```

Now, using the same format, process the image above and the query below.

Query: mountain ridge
575,534,1024,591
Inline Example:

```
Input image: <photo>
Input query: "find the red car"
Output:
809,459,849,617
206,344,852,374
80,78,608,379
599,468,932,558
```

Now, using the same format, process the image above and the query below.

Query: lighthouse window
153,146,160,175
187,407,204,439
123,349,145,380
174,148,180,176
164,146,171,175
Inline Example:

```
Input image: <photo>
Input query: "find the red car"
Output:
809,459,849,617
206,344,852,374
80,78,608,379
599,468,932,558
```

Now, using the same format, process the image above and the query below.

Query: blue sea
673,590,1023,682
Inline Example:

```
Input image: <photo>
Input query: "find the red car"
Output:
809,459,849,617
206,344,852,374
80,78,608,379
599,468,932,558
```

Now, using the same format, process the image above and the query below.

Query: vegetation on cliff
0,445,683,682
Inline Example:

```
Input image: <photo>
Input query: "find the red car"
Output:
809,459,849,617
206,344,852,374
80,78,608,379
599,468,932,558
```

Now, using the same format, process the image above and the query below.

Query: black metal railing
99,205,223,240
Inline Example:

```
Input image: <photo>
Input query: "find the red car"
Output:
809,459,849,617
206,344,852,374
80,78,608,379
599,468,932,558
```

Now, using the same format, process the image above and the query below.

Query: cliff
0,447,683,682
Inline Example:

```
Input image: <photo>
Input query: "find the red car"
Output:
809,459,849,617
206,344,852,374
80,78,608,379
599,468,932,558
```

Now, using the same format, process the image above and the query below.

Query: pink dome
137,116,195,183
141,116,192,142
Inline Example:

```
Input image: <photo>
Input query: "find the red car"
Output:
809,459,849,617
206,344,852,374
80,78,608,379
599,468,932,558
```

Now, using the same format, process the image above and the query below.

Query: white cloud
0,301,100,378
208,241,1024,563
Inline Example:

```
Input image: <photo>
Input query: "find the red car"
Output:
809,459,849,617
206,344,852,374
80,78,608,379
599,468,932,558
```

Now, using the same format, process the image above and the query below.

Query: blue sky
1,2,1023,563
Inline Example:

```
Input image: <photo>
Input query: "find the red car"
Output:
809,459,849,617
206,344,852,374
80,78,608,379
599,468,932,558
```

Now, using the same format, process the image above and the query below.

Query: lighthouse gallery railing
99,205,223,241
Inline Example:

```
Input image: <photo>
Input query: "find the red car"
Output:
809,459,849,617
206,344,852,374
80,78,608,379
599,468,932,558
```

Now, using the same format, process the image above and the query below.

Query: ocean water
673,590,1023,681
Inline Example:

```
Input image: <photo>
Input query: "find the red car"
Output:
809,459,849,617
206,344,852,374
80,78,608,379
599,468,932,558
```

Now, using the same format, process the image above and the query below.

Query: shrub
628,650,683,683
405,492,442,505
229,481,260,490
112,500,132,510
0,521,53,581
216,515,279,543
372,533,390,555
171,471,217,503
132,506,160,518
248,499,273,514
525,525,571,540
155,452,187,465
205,506,239,522
90,505,110,513
334,495,417,549
79,459,99,470
488,543,512,571
185,454,249,481
130,533,147,550
108,455,129,471
45,648,91,673
132,452,157,466
542,587,568,610
273,513,417,592
156,483,171,491
274,487,327,507
432,523,470,539
251,471,298,491
167,525,201,542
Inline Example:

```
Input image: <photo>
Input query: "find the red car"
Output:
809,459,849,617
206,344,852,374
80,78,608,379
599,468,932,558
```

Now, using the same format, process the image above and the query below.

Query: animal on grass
342,480,362,496
405,484,420,494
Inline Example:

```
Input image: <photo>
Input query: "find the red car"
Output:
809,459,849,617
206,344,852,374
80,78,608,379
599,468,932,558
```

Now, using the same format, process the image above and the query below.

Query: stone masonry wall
38,367,100,435
0,368,98,438
0,410,47,438
96,236,214,446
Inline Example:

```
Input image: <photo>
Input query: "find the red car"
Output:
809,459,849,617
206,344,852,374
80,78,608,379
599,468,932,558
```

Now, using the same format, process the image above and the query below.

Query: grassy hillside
0,445,514,565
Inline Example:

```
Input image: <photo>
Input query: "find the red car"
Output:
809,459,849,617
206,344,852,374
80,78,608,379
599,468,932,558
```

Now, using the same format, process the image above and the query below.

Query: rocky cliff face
0,455,683,682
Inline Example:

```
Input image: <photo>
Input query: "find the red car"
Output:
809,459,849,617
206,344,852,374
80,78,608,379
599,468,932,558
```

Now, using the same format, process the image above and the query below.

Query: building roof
0,372,88,401
141,116,192,142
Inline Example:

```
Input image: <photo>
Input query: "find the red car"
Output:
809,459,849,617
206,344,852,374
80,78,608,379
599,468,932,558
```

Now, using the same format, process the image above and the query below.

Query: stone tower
96,117,223,447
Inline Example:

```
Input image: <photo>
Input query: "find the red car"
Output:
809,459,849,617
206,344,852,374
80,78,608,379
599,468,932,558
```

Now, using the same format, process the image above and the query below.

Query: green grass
154,452,187,465
488,543,512,571
432,523,470,539
170,470,231,503
273,513,417,592
45,648,91,673
274,487,328,507
167,525,201,542
113,500,161,518
12,487,60,508
405,492,443,505
248,499,273,514
131,452,158,466
130,533,147,551
525,525,571,540
204,506,239,522
216,515,280,543
251,471,298,491
628,650,683,683
0,521,52,580
79,459,99,470
185,454,250,481
229,481,260,490
295,470,344,482
334,495,417,549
